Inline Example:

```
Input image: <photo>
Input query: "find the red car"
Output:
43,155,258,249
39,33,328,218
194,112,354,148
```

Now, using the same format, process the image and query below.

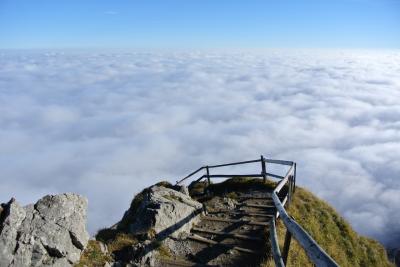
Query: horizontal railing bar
274,174,290,194
272,193,339,267
176,157,294,185
208,159,261,168
266,172,285,179
264,159,294,166
270,217,285,267
194,175,207,182
284,164,295,178
274,164,295,193
276,195,288,220
208,174,263,178
176,166,205,184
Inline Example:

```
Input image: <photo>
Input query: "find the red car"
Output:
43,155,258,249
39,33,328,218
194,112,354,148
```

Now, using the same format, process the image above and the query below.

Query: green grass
262,187,393,267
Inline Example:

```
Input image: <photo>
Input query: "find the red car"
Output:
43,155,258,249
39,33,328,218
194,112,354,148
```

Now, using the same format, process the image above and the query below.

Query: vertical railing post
282,229,292,265
294,162,297,193
206,166,210,185
261,155,266,183
287,175,292,207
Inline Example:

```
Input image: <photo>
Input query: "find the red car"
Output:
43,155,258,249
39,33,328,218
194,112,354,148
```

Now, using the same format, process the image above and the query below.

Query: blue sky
0,0,399,49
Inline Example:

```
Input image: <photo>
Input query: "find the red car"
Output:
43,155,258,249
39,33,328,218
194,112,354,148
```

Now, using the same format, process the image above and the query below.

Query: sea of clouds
0,49,399,248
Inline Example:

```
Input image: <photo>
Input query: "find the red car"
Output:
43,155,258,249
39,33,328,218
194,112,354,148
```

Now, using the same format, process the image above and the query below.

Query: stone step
191,227,264,242
201,215,269,226
240,203,275,209
207,209,274,218
159,258,217,267
188,234,262,255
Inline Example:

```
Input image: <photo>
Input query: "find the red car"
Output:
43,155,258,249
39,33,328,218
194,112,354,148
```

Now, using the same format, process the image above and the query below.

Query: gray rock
177,185,189,196
0,193,89,267
120,185,202,239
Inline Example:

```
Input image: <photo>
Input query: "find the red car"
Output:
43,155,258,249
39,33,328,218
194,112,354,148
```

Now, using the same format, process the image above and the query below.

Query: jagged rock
176,185,189,196
119,185,203,239
0,193,89,267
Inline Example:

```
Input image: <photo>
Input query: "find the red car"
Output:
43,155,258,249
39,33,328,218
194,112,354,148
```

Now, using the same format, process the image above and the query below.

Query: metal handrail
270,163,339,267
175,155,339,267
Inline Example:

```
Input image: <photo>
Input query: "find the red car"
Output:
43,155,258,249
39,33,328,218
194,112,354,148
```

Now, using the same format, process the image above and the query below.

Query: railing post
282,229,292,265
288,175,293,206
206,166,210,185
261,155,266,183
270,217,285,267
294,163,297,193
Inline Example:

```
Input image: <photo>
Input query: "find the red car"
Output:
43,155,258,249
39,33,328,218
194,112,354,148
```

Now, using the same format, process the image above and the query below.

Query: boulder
176,185,189,196
0,193,89,267
119,185,202,239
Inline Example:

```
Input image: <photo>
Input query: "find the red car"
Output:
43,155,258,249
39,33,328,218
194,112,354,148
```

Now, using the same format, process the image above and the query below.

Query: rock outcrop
0,193,89,267
119,185,203,239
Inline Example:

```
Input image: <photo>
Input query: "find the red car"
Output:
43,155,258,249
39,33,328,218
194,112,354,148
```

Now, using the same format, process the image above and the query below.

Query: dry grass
106,233,138,254
75,240,112,267
262,187,393,267
155,242,172,259
225,191,239,200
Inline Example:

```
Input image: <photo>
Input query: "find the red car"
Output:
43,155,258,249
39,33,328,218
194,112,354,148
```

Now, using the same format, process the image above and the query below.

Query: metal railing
175,155,339,267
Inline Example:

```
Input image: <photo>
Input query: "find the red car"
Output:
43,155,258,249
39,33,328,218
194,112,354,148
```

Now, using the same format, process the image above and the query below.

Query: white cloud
0,49,399,248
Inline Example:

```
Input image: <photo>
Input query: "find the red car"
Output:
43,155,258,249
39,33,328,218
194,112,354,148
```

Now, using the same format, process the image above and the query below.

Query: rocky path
158,190,278,267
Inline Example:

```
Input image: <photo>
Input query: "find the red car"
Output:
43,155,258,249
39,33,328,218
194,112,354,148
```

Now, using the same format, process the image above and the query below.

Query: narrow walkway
159,190,280,267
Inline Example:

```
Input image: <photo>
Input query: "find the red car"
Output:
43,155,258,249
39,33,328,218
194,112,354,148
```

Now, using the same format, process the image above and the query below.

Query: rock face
0,193,89,267
120,185,203,239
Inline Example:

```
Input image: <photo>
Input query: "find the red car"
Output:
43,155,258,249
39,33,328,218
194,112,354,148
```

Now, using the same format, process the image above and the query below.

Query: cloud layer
1,49,399,247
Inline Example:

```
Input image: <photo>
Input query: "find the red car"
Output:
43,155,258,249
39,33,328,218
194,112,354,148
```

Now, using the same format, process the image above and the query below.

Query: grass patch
262,187,393,267
96,228,119,244
154,241,172,259
208,177,276,194
75,240,112,267
189,180,208,197
106,233,138,254
225,191,239,200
